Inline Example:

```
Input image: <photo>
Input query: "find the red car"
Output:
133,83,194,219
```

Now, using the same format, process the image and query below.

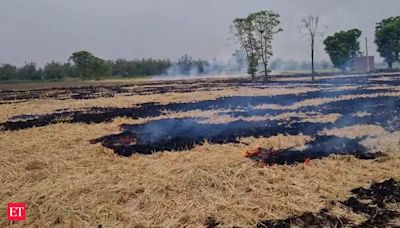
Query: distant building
351,56,375,72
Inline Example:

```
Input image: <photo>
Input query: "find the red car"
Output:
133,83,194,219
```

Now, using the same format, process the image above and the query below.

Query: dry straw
0,76,399,227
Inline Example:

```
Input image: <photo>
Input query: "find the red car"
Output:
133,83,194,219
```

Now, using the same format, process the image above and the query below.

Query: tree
69,51,109,79
91,57,111,78
165,55,209,76
69,51,95,79
301,15,326,81
323,29,362,71
375,16,400,69
43,61,67,80
231,11,282,81
110,58,172,77
63,62,79,78
249,11,282,81
0,64,17,81
231,17,259,80
17,62,42,80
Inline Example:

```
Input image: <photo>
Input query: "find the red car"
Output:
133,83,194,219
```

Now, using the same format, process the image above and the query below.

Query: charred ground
2,74,399,164
1,73,400,227
258,178,400,227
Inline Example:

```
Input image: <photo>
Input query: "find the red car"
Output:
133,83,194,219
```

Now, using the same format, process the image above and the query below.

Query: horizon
1,0,400,66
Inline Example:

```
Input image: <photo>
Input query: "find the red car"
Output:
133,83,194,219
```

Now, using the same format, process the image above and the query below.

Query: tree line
0,62,77,81
0,50,248,81
1,13,399,82
231,11,400,81
0,52,214,81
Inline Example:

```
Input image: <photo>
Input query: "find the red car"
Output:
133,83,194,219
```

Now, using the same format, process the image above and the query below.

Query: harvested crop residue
1,74,400,227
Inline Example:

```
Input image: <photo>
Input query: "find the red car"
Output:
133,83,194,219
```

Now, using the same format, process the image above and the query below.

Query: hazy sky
0,0,399,66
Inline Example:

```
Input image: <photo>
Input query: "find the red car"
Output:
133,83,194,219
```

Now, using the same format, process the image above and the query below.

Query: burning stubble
1,74,400,227
86,75,400,165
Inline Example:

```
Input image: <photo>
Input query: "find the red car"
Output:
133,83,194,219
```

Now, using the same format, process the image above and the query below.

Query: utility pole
366,37,370,72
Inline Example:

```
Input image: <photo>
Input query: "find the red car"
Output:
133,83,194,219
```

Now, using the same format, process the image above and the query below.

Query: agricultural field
1,73,400,227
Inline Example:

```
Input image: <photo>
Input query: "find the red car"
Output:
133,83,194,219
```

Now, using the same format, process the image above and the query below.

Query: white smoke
158,50,247,78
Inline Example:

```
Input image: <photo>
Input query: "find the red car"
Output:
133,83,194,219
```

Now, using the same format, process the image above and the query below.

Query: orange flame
241,146,262,158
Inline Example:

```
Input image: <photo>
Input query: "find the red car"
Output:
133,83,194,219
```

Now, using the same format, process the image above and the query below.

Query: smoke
153,53,335,80
159,55,335,80
152,50,247,80
91,74,400,159
270,58,333,72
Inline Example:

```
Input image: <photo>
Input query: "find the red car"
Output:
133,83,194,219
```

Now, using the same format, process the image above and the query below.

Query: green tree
17,62,42,80
323,29,362,71
69,51,109,79
0,64,17,81
43,61,67,80
375,16,400,69
249,11,282,81
110,58,172,77
69,51,95,79
91,57,111,79
231,11,282,81
63,62,79,78
231,17,259,80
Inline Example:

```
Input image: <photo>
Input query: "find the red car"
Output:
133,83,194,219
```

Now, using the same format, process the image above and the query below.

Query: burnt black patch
2,74,400,161
204,217,220,228
1,73,399,104
252,136,376,165
87,92,400,158
90,117,332,156
1,86,398,132
257,179,400,228
352,178,400,207
0,77,262,103
257,210,348,228
91,117,380,164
